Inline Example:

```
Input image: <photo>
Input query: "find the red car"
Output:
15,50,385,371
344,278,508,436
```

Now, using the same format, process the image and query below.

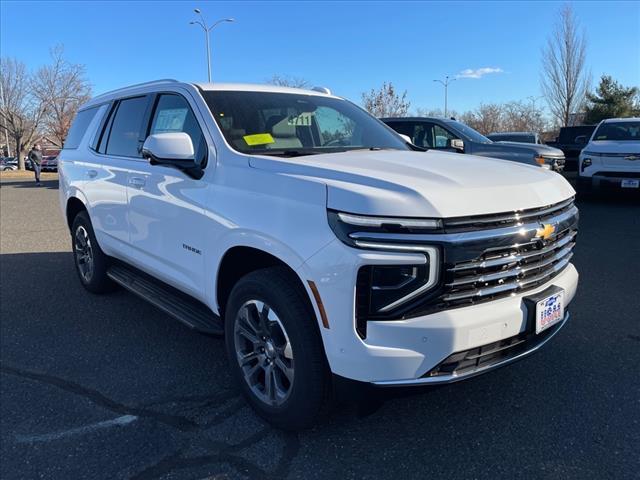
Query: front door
126,92,210,300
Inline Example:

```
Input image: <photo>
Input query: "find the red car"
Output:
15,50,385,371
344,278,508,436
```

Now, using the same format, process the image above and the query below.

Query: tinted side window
64,107,99,149
433,125,456,148
386,122,414,138
149,94,207,165
106,96,148,157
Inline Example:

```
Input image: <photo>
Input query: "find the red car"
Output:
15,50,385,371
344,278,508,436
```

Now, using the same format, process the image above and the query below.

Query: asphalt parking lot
1,176,639,480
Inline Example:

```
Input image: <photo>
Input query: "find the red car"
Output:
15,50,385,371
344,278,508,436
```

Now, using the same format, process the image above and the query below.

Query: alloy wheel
234,300,294,406
74,225,94,283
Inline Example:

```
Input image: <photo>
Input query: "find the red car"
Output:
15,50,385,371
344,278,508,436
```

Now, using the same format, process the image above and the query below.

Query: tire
71,211,116,293
224,267,330,430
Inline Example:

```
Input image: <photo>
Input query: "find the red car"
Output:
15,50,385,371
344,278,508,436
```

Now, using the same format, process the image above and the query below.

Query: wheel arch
216,246,312,318
66,196,88,231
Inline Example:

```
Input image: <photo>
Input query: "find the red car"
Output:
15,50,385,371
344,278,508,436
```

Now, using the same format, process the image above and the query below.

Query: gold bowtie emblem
535,223,556,240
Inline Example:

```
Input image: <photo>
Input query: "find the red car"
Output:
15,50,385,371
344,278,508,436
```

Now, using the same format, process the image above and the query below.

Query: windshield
592,121,640,141
444,120,492,144
202,91,408,156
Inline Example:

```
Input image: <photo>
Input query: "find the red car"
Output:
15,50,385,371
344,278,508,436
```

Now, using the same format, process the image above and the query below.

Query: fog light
581,158,592,172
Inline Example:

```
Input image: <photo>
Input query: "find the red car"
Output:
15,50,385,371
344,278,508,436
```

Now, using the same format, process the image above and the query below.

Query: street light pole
433,76,456,117
190,9,234,83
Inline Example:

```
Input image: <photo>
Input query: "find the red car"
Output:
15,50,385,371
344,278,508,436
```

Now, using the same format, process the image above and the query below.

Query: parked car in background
59,80,578,429
578,118,640,192
487,132,541,144
546,125,597,171
0,158,18,171
41,155,58,172
383,117,566,171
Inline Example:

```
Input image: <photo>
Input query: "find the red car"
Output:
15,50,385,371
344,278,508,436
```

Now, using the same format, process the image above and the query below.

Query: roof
194,82,337,98
86,79,337,108
602,117,640,123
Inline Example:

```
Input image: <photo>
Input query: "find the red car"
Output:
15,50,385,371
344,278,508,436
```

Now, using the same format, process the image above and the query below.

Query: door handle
128,177,146,188
87,169,98,178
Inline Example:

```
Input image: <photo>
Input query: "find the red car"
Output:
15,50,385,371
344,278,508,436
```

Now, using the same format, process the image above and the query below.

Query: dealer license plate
536,290,565,334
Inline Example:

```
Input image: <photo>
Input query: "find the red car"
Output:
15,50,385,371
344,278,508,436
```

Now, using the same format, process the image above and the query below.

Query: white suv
578,117,640,192
59,80,579,429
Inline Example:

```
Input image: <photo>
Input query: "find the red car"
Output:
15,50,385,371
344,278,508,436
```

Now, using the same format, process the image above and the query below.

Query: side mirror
398,133,412,144
575,135,587,146
142,133,203,178
449,138,465,151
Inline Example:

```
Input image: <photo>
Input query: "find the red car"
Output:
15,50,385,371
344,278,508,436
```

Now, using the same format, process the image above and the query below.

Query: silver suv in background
383,117,565,171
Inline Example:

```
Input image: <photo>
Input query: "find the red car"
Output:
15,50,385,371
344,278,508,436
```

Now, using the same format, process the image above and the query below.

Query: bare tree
540,4,590,127
32,45,92,146
415,107,459,119
266,74,310,89
459,103,504,135
0,58,46,169
361,82,410,117
502,100,548,133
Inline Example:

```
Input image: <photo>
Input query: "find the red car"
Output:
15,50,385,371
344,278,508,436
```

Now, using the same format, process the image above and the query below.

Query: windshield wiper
250,149,320,158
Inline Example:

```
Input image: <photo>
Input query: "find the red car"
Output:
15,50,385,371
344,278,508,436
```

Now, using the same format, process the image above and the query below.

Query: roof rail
92,79,180,100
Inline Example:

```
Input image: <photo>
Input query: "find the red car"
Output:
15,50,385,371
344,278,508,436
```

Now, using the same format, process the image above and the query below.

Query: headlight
329,210,441,335
534,155,560,169
581,158,592,172
328,210,442,247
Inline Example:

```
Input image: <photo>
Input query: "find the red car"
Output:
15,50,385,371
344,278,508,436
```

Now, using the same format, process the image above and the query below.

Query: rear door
126,91,210,300
82,95,150,254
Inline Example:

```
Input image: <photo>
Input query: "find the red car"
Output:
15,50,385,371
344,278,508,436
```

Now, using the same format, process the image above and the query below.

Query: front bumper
578,172,640,191
374,311,569,386
299,233,579,384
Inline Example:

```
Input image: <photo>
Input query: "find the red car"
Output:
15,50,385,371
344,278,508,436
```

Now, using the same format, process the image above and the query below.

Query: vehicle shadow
0,179,59,190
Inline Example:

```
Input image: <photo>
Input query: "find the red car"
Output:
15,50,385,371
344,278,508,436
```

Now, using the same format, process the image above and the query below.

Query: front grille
351,198,578,324
442,227,576,306
424,317,565,378
442,197,574,232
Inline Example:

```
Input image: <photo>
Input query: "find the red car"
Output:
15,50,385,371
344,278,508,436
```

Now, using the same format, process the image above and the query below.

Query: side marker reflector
307,280,330,329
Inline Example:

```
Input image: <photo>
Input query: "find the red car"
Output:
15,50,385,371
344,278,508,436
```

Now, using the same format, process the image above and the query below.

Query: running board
107,263,223,335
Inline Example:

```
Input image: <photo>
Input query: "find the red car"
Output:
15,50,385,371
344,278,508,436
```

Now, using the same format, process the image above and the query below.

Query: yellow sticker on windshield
243,133,275,146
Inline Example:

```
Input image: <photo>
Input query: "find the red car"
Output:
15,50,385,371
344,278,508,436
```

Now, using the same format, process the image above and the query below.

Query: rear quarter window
63,107,100,149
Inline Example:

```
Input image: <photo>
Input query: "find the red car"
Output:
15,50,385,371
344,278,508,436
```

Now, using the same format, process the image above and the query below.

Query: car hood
584,140,640,154
491,141,565,157
248,150,575,218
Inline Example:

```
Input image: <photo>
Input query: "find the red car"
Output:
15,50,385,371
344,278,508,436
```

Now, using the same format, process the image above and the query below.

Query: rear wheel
224,267,330,430
71,211,115,293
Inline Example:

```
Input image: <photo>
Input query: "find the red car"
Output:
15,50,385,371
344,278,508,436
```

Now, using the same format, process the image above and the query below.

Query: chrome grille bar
451,231,577,272
447,243,575,287
443,253,574,302
444,197,574,228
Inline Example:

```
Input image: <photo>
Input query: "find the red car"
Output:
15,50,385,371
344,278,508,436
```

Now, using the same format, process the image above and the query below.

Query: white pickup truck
59,80,579,430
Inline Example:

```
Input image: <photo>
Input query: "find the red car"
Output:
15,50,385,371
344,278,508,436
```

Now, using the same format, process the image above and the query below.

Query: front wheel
224,267,330,430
